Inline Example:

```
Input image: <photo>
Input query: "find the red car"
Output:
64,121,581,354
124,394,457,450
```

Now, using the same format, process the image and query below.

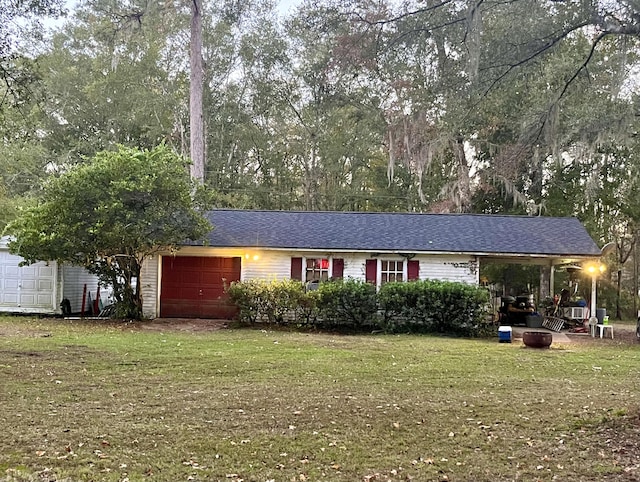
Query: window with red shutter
380,260,404,283
408,260,420,280
365,259,377,284
305,258,330,281
332,258,344,279
290,257,303,280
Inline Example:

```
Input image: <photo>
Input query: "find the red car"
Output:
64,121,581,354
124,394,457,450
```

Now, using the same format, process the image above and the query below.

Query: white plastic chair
598,324,614,339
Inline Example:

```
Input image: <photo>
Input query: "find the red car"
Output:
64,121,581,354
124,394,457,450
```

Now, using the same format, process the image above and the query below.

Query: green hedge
378,280,490,336
227,278,490,336
316,279,379,329
226,279,310,324
226,278,377,329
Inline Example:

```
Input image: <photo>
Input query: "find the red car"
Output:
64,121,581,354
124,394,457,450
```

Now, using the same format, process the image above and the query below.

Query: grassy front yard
1,316,639,481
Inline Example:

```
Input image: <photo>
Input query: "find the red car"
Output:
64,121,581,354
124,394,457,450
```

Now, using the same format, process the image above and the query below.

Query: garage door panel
4,279,18,289
3,294,18,304
161,300,200,318
20,266,36,277
21,279,36,290
199,288,225,299
199,300,237,319
0,252,57,311
39,266,55,276
20,294,36,305
39,280,54,290
160,256,241,319
37,293,53,304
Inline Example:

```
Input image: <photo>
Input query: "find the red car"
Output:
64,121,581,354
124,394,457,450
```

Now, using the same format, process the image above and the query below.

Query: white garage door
0,249,57,313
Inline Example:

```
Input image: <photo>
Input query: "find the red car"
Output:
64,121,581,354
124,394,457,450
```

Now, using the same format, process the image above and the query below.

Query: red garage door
160,256,241,319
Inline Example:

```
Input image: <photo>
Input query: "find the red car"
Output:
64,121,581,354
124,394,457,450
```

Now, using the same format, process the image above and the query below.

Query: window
291,257,344,281
380,260,404,284
305,258,329,282
366,259,418,287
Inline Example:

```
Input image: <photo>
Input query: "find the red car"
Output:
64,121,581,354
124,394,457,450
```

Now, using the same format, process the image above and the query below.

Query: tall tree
336,0,640,213
35,0,188,164
190,0,205,182
283,1,410,211
0,0,64,110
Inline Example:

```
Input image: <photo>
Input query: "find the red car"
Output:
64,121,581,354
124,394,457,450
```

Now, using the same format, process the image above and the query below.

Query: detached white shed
0,236,107,315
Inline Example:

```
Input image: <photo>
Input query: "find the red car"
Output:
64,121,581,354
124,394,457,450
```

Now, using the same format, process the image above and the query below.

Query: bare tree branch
352,0,455,27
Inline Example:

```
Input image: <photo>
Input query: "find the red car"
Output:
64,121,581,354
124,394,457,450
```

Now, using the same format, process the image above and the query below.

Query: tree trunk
615,236,635,320
451,137,472,212
634,236,638,318
616,268,622,320
189,0,205,182
303,143,319,210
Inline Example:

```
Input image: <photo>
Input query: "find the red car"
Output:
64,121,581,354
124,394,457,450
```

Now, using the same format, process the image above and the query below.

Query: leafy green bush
226,279,313,324
261,279,307,324
296,289,320,326
228,277,489,336
316,279,380,329
226,279,264,323
379,280,490,336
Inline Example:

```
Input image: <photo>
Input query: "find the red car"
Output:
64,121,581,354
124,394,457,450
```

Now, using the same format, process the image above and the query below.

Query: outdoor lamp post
586,262,606,319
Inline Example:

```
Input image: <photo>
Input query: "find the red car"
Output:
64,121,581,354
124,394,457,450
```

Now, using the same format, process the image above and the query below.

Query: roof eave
195,244,602,260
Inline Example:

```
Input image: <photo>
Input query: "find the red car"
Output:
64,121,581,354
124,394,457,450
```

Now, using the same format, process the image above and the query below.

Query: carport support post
540,264,552,300
590,274,597,320
586,263,605,319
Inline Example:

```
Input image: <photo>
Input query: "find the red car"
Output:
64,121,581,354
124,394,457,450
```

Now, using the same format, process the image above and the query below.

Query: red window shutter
365,259,377,284
332,258,344,279
291,257,303,280
408,260,420,280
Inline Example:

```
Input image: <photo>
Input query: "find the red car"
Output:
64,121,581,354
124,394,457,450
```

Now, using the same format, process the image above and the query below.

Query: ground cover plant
1,316,639,482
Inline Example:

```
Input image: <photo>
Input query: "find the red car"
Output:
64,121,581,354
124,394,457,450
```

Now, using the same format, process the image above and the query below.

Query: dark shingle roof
199,210,601,257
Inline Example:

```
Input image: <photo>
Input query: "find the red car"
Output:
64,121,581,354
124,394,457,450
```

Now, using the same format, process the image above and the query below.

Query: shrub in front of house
378,280,436,330
379,280,490,336
226,279,265,323
228,278,488,335
227,279,315,325
296,288,321,326
227,278,379,329
315,278,380,329
260,278,308,324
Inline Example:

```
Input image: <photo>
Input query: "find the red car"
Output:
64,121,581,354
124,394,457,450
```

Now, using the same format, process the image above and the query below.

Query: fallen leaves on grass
93,449,108,459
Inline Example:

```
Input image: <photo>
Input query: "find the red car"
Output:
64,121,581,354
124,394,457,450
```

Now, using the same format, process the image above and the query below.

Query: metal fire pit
522,331,552,348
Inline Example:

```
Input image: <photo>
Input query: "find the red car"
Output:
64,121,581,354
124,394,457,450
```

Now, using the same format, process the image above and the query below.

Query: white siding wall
242,251,291,280
140,255,160,319
61,265,108,314
342,254,368,279
339,253,478,285
171,250,478,285
415,254,479,284
242,251,373,281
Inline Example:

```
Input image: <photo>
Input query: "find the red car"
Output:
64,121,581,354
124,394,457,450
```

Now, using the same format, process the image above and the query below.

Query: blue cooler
498,326,512,343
